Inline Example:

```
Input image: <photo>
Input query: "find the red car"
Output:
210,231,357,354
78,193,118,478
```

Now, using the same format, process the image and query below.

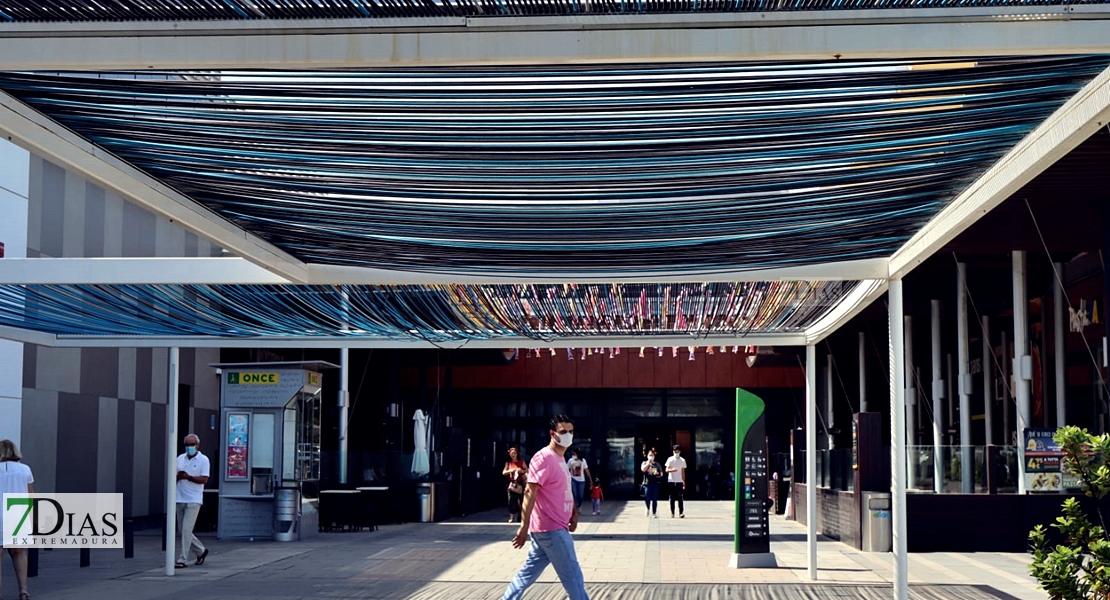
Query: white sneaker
653,514,658,519
645,508,650,517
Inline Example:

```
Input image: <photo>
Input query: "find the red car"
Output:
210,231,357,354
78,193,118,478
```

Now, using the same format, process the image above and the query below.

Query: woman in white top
0,439,34,600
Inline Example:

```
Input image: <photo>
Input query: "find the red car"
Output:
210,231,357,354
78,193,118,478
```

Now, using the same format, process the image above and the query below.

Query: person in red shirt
589,478,604,515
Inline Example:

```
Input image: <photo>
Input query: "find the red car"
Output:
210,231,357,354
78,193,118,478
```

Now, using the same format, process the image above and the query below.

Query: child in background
590,477,604,515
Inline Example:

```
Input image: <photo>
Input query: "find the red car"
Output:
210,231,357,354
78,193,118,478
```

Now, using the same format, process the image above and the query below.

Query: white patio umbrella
412,409,430,476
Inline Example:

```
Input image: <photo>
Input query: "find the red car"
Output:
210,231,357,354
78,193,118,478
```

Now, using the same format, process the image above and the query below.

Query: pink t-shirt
527,446,574,533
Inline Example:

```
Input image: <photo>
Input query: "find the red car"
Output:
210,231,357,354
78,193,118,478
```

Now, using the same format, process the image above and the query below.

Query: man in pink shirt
501,415,590,600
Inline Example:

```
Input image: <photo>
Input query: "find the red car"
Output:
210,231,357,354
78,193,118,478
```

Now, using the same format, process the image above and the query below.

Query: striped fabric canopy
1,57,1104,277
0,281,854,341
1,0,1107,20
0,56,1105,341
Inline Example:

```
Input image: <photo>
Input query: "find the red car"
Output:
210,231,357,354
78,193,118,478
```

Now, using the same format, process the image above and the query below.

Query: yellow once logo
308,372,321,387
237,372,279,385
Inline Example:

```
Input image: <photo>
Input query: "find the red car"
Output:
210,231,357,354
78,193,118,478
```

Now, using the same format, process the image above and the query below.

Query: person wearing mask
503,445,527,523
566,448,592,511
665,444,687,518
501,415,589,600
0,439,33,600
640,448,665,518
175,433,210,568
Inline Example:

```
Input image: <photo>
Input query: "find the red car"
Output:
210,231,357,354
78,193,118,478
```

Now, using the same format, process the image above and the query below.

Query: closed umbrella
412,409,430,476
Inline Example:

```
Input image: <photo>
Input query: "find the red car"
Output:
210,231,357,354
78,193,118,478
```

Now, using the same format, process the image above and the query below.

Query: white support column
983,316,994,447
946,354,955,445
1014,251,1032,495
806,343,818,581
957,263,973,493
165,347,179,577
904,316,917,492
1055,262,1067,428
339,347,350,484
827,354,835,449
1002,330,1011,445
889,280,909,600
930,300,944,495
339,288,351,485
859,332,868,413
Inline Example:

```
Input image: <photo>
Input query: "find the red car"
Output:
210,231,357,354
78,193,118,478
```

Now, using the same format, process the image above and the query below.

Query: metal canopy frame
0,12,1105,597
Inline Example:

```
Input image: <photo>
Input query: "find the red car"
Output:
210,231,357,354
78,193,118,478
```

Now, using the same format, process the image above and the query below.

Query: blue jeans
571,479,587,508
644,483,661,514
502,529,590,600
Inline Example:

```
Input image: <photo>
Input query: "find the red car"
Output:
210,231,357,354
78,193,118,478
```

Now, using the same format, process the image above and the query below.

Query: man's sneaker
645,508,650,517
671,513,675,518
680,514,685,518
653,513,658,518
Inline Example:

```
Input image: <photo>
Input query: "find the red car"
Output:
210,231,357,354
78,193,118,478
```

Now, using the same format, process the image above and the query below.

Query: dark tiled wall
21,156,223,517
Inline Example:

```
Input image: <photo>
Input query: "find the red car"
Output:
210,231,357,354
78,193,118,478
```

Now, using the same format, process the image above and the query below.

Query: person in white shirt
0,439,34,600
664,444,687,518
566,449,591,511
175,433,210,568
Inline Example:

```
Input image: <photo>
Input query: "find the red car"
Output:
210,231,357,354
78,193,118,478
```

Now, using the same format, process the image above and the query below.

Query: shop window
605,428,637,493
608,396,662,418
668,395,723,418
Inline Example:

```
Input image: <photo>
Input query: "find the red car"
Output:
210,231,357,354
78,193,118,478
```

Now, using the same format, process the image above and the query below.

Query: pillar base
729,552,778,568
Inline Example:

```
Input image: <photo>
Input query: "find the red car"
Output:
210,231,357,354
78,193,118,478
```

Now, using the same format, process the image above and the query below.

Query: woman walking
0,439,34,600
503,445,527,523
640,448,664,518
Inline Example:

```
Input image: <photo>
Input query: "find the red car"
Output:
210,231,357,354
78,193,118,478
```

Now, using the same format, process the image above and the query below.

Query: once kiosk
211,361,337,541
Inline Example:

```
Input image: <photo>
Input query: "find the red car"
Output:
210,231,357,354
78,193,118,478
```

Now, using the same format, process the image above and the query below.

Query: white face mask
553,431,573,448
648,454,655,461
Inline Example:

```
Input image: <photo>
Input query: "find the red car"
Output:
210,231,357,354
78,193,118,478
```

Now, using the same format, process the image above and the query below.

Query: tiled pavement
1,500,1045,600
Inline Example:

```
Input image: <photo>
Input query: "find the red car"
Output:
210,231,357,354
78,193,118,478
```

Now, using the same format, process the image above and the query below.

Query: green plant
1029,426,1110,599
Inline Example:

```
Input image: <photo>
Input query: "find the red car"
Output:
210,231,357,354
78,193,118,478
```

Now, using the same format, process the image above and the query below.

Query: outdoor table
318,490,362,532
356,487,389,531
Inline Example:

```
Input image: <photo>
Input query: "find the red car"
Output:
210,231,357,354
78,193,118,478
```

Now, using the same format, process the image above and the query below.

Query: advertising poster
227,413,250,480
1024,428,1063,493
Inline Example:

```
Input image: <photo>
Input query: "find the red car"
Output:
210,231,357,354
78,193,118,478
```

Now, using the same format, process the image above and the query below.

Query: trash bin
417,483,434,523
860,491,892,552
274,487,300,542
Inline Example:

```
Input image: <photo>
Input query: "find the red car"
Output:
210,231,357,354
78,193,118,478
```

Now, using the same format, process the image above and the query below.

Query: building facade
0,138,222,518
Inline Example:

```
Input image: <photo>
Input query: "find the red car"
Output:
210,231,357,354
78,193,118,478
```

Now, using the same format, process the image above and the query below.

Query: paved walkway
1,500,1045,600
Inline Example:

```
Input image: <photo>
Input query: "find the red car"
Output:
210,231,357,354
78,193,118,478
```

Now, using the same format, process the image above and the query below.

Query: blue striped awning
0,57,1104,278
0,281,854,341
0,0,1107,20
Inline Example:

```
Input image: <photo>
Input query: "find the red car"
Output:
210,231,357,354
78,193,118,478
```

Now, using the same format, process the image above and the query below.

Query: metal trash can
860,491,892,552
417,483,434,523
274,487,300,542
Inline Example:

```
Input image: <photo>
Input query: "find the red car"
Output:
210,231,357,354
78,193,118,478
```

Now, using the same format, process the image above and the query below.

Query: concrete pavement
1,500,1045,600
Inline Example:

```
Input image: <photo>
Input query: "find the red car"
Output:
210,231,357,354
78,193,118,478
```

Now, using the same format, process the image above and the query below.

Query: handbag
508,480,525,495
